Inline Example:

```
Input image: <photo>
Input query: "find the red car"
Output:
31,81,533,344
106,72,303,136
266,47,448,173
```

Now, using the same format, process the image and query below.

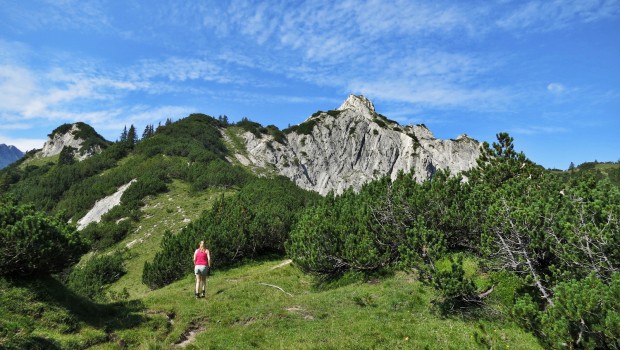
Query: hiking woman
193,241,211,298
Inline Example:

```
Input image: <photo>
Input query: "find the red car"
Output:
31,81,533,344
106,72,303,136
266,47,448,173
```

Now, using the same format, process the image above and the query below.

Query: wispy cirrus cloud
0,63,144,121
1,1,618,137
497,0,620,32
129,57,246,87
190,1,512,111
350,79,511,112
511,125,569,135
10,0,601,118
0,0,113,33
90,105,196,134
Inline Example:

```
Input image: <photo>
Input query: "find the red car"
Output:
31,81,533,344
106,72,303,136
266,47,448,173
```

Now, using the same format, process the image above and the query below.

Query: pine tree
120,125,128,142
127,124,138,145
218,115,229,126
142,124,154,139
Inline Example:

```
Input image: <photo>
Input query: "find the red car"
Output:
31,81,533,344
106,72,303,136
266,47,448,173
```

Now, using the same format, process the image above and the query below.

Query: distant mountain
0,144,24,168
229,95,481,195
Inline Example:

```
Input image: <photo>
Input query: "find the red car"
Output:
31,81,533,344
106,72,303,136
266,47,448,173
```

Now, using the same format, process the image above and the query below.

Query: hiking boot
201,292,205,298
195,292,200,299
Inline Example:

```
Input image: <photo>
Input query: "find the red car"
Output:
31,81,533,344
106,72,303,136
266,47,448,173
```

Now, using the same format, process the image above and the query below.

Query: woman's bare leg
200,275,207,296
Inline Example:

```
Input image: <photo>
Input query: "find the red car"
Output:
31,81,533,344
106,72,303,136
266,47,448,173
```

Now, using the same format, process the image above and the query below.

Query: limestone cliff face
38,123,106,161
234,95,481,195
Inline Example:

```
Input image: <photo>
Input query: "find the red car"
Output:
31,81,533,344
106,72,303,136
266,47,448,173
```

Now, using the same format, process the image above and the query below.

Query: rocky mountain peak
0,144,24,169
37,122,108,161
337,94,376,115
230,95,482,195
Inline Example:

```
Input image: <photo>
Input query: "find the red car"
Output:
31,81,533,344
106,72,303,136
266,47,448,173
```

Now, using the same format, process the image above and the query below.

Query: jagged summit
337,94,376,115
230,95,482,195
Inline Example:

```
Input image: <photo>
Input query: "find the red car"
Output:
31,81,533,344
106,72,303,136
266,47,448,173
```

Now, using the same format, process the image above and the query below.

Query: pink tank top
195,249,208,266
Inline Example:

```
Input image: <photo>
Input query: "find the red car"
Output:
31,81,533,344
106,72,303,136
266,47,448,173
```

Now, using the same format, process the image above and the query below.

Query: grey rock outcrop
37,123,106,161
76,179,136,230
234,95,481,195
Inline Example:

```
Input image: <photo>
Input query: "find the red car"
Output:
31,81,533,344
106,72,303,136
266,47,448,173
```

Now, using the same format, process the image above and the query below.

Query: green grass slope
108,180,235,299
0,276,148,349
120,259,541,349
2,258,541,349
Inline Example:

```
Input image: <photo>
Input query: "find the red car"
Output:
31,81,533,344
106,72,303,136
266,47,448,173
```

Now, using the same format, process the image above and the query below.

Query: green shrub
265,125,286,144
142,230,191,290
326,109,342,117
288,180,405,275
372,118,386,128
121,174,168,208
80,220,132,251
284,118,318,135
433,255,477,305
67,252,126,301
487,271,524,310
538,274,620,349
189,159,249,191
0,198,87,276
235,117,263,138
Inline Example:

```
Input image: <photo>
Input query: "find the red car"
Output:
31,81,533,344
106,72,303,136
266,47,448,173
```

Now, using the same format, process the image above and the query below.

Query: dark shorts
195,265,209,276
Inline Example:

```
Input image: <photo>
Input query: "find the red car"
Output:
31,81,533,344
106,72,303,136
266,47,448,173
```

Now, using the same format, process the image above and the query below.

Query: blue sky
0,0,618,169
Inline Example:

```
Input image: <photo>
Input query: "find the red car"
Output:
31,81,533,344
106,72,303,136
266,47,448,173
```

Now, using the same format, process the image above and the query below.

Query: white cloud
184,2,515,112
547,82,567,94
511,125,569,135
1,0,616,148
0,0,113,33
0,123,31,130
0,65,38,115
133,57,230,83
350,0,476,37
121,105,195,125
0,61,166,125
497,0,620,32
0,134,45,152
355,80,510,111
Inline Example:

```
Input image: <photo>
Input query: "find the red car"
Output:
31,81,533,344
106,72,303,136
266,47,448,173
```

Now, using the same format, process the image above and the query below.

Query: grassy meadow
101,258,540,349
2,257,541,349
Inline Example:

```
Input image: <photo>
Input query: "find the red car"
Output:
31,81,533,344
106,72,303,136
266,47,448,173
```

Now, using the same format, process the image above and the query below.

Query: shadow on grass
1,335,63,350
311,268,396,291
7,275,148,335
431,296,508,325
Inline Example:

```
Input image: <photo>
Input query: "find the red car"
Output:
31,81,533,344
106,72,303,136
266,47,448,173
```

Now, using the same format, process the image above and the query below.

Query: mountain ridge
0,144,24,169
232,95,481,195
